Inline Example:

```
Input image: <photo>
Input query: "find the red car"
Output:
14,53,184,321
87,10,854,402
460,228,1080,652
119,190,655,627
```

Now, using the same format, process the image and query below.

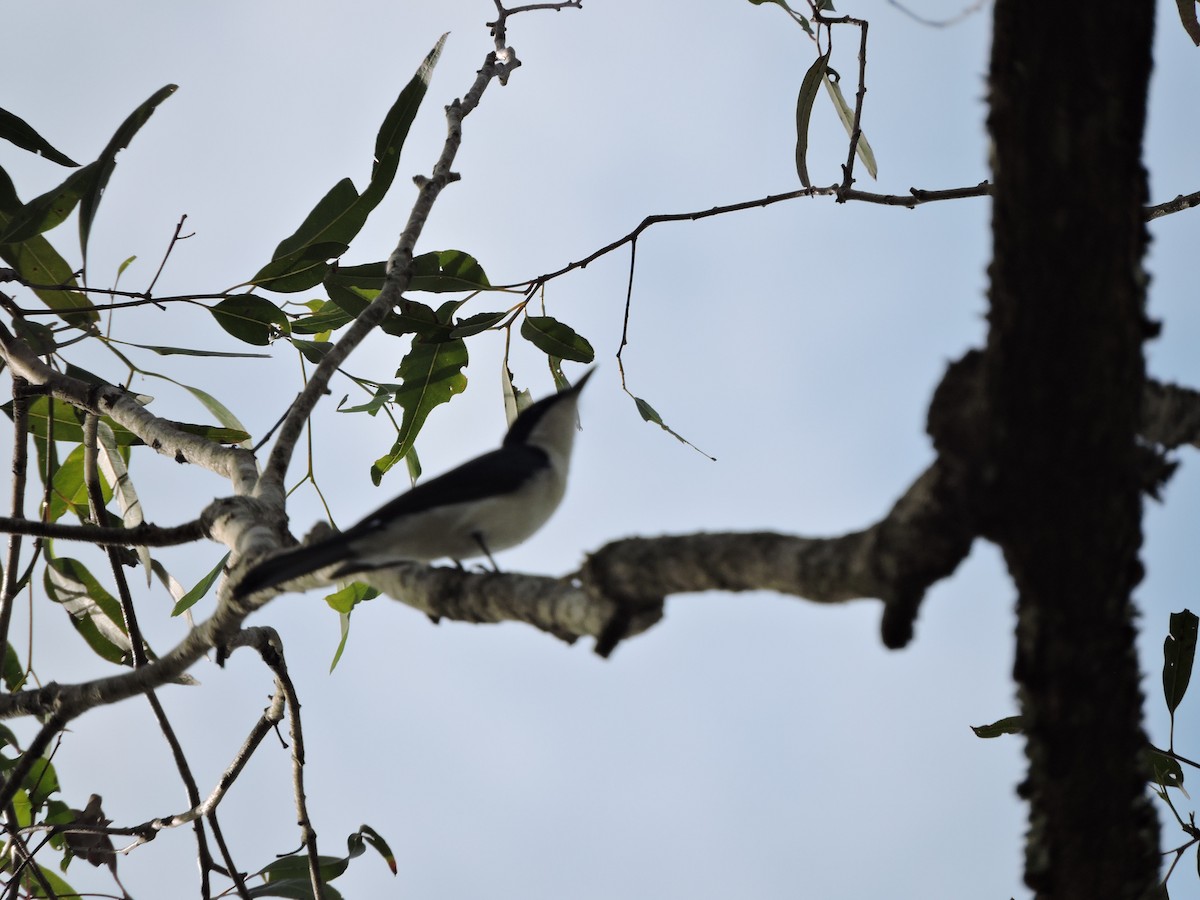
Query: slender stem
0,376,30,669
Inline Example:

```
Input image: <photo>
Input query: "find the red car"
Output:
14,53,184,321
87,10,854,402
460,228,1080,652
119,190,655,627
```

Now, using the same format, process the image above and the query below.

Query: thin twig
0,375,30,668
145,214,194,298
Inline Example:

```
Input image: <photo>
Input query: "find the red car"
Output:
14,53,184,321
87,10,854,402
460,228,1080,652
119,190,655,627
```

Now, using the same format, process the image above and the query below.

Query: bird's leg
471,532,502,573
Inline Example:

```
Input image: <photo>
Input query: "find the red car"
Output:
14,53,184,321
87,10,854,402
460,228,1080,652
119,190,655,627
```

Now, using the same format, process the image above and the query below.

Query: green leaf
290,299,355,335
171,553,231,616
371,338,468,483
210,294,290,345
631,394,715,460
450,311,508,338
970,715,1024,739
21,756,60,810
1,643,24,691
44,555,131,665
117,341,270,358
2,396,127,447
410,249,490,292
291,337,333,364
520,315,595,363
78,84,178,269
247,879,343,900
0,160,102,244
359,824,398,875
271,177,364,262
1164,609,1198,715
47,444,111,523
254,37,445,296
260,853,349,885
249,240,349,294
1176,0,1200,46
0,107,79,166
0,167,97,326
12,317,56,355
1146,746,1185,792
823,73,878,179
358,34,446,211
795,49,830,188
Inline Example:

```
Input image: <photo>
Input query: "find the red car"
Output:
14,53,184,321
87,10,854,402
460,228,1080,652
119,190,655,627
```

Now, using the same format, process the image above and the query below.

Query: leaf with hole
0,107,79,165
1163,608,1198,714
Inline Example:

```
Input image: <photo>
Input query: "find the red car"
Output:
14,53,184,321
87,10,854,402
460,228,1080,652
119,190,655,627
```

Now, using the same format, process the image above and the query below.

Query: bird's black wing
346,443,549,536
233,445,549,598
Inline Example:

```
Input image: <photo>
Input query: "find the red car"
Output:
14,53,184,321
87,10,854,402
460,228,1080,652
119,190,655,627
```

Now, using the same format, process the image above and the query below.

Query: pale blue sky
3,2,1198,898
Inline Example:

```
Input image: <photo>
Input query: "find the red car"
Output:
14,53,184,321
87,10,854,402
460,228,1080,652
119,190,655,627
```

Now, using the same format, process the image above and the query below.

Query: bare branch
0,375,31,661
0,516,207,547
1147,189,1200,220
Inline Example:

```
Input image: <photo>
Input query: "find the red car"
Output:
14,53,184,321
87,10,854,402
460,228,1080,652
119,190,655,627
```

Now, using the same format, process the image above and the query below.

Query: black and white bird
233,368,593,598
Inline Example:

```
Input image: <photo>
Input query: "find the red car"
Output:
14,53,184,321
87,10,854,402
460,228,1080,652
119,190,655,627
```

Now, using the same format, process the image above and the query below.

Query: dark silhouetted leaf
970,715,1024,738
0,107,79,165
1164,608,1198,714
520,315,594,363
795,49,830,188
210,294,290,345
79,84,178,268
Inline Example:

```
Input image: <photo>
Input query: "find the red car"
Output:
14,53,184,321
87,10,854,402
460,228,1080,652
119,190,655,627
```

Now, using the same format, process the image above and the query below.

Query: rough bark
986,2,1161,897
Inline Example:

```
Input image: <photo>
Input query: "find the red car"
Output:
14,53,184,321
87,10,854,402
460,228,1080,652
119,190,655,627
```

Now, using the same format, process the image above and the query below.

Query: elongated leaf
0,167,97,325
255,37,445,295
1164,609,1199,714
1146,746,1186,793
632,394,715,459
326,583,378,672
47,444,112,523
358,34,446,211
291,337,333,364
250,240,349,293
450,311,507,338
0,161,101,244
118,341,270,358
970,715,1024,738
1177,0,1200,45
795,50,830,188
371,338,468,483
823,73,878,179
45,555,131,664
520,315,595,363
271,177,363,261
79,84,178,269
210,294,290,345
0,107,79,166
291,299,355,335
172,553,231,616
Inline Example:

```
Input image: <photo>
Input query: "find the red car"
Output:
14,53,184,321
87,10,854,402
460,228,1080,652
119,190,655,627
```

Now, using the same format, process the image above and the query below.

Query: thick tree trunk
985,3,1161,898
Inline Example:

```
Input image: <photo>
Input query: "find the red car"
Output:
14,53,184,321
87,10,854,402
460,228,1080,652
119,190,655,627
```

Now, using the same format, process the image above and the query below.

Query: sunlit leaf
171,552,231,616
44,554,131,664
823,73,878,179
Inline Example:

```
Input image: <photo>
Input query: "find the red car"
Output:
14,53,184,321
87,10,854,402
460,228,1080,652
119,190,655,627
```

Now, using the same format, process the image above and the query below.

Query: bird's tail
231,533,356,599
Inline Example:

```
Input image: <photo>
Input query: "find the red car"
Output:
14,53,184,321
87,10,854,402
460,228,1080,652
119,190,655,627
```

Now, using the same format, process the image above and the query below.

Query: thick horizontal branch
0,516,206,546
0,322,258,492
